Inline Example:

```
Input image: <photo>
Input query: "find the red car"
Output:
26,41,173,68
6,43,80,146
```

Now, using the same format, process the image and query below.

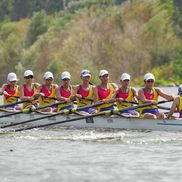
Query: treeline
0,0,182,85
0,0,65,21
0,0,126,21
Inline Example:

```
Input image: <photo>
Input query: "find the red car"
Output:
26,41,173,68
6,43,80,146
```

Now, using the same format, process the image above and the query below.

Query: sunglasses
123,79,130,82
9,81,17,83
146,79,154,83
62,78,70,81
25,75,33,79
46,78,53,81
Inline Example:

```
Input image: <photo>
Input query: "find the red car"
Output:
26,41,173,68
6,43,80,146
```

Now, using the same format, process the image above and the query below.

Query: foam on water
4,127,182,145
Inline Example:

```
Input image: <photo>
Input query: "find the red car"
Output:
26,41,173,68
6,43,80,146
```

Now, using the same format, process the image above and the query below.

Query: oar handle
76,101,105,111
158,99,173,104
42,96,58,100
74,95,94,102
0,100,29,109
22,100,69,113
122,100,138,105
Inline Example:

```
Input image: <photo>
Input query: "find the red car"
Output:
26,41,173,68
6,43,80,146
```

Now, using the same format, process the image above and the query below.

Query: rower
19,70,40,109
138,73,173,119
55,71,74,111
97,69,118,112
167,85,182,119
38,71,58,112
73,69,98,115
115,73,139,117
0,73,20,110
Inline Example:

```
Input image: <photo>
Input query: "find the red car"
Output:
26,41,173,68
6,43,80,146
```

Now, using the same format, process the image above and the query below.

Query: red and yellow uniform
3,85,19,105
116,87,134,109
23,84,37,108
97,83,115,112
38,84,56,106
77,85,93,107
139,88,159,116
57,86,73,111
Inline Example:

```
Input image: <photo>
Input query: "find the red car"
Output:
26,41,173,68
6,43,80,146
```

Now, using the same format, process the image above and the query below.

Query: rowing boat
0,109,182,131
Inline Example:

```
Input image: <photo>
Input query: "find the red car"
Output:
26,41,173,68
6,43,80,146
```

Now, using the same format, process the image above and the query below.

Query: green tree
0,0,13,21
26,10,50,46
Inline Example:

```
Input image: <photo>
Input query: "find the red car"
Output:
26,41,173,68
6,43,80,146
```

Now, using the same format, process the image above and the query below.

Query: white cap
81,69,91,77
144,73,155,81
7,73,18,82
99,70,109,76
24,70,34,77
43,71,53,80
120,73,130,81
61,71,71,80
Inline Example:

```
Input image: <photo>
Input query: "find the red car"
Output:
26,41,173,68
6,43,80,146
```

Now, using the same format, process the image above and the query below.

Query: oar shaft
0,100,27,109
13,112,104,132
36,101,67,110
0,110,23,119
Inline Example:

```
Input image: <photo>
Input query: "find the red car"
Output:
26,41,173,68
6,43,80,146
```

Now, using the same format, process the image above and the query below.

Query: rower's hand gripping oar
12,99,173,132
0,101,105,128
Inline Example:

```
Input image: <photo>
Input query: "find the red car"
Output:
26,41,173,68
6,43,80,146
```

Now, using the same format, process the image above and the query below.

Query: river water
0,87,182,182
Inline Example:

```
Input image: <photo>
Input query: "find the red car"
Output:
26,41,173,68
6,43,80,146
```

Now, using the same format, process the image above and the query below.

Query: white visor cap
7,72,18,82
120,73,130,81
44,71,54,80
24,70,34,77
61,71,71,80
81,69,91,77
144,73,155,81
99,69,109,76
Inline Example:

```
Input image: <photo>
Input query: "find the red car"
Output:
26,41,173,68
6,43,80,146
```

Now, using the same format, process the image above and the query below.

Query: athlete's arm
92,85,98,103
156,88,174,101
167,96,179,119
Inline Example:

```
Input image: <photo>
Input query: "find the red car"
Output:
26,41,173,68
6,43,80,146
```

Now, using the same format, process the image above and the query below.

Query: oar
42,96,58,100
11,99,173,132
0,100,29,109
158,106,175,111
0,101,105,128
119,100,138,105
0,100,68,119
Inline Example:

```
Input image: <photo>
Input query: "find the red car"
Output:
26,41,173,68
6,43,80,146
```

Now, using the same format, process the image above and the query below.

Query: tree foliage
0,0,182,85
26,10,50,46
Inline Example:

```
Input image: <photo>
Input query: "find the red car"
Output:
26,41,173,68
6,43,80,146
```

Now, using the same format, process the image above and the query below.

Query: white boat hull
0,110,182,131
